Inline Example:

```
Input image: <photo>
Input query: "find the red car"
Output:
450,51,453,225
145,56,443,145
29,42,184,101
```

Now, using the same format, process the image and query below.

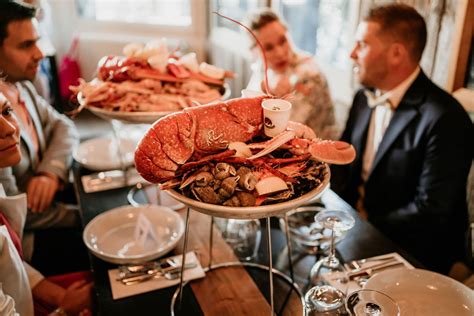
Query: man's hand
27,173,59,213
60,280,93,316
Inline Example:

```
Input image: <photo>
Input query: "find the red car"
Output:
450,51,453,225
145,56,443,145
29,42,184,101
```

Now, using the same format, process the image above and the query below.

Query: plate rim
73,136,135,171
83,204,184,264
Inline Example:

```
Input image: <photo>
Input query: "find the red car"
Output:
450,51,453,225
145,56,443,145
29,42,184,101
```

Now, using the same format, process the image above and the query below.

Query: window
76,0,191,26
211,0,262,32
276,0,352,70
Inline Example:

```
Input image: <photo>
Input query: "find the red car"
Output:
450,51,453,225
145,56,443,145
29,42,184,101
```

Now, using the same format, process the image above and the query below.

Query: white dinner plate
83,205,184,265
365,268,474,316
73,136,136,171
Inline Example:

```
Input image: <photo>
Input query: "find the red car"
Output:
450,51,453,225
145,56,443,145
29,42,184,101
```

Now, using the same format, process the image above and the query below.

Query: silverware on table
117,262,197,284
346,256,395,270
120,269,181,285
348,261,404,280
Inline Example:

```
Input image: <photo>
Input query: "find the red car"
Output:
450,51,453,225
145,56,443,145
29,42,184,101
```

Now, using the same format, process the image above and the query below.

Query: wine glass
222,219,261,261
345,289,400,316
306,210,355,313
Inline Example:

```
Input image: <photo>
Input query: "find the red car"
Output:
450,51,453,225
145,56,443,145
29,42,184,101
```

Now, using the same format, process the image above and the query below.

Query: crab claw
308,140,356,165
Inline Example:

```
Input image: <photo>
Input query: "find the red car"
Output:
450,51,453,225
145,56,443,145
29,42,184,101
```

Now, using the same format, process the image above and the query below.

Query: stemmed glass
305,210,355,314
345,289,400,316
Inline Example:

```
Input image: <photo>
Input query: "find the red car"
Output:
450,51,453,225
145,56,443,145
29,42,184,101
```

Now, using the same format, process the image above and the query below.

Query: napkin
323,252,414,293
108,251,205,300
81,168,147,193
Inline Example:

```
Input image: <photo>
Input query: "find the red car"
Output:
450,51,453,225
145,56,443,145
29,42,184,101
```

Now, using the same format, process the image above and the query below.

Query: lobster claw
307,140,356,165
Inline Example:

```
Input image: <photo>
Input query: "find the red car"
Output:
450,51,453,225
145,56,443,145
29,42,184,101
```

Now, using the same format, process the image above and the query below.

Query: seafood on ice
134,95,356,206
70,39,233,113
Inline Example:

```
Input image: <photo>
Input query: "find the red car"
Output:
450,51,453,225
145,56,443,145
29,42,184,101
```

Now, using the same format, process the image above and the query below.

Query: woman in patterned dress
246,8,339,140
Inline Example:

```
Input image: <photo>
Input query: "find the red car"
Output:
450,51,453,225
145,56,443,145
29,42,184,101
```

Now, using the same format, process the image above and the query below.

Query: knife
348,261,404,280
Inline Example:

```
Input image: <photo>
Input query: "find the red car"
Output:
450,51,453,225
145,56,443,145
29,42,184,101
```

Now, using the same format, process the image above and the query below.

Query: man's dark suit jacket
331,70,473,273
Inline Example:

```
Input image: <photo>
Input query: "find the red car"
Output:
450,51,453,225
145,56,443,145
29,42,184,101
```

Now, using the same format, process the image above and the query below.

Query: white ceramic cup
261,99,292,137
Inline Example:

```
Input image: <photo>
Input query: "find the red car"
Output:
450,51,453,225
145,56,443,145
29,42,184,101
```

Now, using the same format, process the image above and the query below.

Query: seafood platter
71,39,232,124
134,94,356,219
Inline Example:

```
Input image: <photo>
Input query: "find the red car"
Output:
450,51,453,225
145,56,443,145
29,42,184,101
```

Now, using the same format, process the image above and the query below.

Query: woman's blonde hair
247,8,286,32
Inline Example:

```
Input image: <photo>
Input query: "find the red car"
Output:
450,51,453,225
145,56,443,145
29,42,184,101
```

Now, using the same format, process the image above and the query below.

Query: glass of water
222,219,261,261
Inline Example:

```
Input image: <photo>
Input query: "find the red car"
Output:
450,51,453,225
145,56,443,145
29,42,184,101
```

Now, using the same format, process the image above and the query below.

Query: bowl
83,205,184,264
278,206,346,254
365,268,474,316
166,164,330,219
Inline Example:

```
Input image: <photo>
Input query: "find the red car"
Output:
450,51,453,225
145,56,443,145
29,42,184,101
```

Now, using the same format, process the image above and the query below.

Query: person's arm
21,82,79,212
23,82,79,183
25,262,93,316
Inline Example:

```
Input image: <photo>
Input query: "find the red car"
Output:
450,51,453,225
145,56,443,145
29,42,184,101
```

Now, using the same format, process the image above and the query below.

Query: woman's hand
27,173,59,213
59,280,93,316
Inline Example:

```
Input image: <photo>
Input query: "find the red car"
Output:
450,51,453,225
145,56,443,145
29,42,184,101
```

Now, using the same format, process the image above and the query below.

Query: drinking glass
345,289,400,316
306,210,355,313
222,219,261,261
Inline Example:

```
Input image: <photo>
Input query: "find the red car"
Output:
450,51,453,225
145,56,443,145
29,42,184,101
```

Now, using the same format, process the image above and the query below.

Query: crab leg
247,131,296,159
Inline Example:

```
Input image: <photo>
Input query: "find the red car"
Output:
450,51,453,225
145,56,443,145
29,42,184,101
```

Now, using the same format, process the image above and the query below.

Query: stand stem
266,218,274,315
178,207,191,308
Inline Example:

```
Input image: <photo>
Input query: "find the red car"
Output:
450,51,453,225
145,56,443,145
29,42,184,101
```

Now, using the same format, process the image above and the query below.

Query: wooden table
73,162,421,316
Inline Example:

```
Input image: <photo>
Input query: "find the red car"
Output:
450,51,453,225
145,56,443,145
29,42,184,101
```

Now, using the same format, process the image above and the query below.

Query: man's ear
388,43,407,66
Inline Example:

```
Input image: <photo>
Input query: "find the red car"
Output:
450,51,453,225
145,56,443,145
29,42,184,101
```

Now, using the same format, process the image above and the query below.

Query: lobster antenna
213,11,270,96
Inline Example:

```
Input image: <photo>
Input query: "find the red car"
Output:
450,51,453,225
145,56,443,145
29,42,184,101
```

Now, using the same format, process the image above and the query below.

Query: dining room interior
0,0,473,315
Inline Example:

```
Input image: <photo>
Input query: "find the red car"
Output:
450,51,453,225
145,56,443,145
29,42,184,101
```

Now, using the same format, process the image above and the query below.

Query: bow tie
364,90,393,109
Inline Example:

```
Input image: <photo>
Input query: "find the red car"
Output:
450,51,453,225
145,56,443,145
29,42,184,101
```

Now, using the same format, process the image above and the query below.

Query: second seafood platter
71,39,233,122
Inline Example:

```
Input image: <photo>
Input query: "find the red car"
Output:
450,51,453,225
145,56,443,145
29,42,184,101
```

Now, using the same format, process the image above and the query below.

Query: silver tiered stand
166,166,330,316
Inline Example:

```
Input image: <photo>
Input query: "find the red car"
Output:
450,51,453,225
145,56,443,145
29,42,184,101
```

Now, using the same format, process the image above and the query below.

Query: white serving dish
166,164,330,219
81,83,231,124
73,136,136,171
83,205,184,264
365,267,474,316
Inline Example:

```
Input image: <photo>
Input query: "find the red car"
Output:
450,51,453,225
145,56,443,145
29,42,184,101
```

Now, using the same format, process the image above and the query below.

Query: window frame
447,0,474,114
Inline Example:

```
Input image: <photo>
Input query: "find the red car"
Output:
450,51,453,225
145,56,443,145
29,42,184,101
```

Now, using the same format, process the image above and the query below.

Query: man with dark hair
0,0,79,246
331,3,473,274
